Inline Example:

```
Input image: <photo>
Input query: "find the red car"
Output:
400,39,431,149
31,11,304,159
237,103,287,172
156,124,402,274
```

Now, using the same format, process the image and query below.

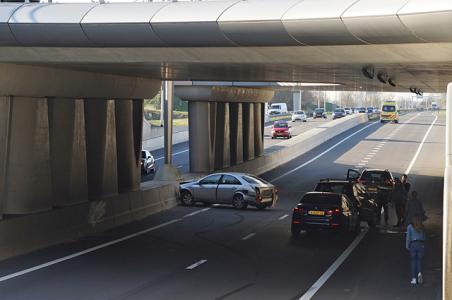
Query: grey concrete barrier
0,181,178,261
224,114,369,176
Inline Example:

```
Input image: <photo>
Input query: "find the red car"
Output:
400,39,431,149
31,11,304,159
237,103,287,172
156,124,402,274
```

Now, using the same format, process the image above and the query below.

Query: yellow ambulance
380,101,399,123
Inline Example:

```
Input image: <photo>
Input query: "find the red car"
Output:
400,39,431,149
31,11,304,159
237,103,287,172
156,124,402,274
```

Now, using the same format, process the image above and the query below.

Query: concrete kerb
0,181,178,261
224,114,369,176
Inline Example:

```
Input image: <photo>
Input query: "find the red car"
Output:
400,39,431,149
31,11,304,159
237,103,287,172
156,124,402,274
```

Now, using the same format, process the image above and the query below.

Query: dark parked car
291,192,360,235
358,107,366,113
313,108,327,119
141,150,155,175
347,169,395,203
314,179,378,227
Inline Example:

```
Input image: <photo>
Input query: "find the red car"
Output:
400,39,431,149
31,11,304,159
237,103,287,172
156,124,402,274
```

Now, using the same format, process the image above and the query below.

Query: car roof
318,179,352,184
303,191,343,198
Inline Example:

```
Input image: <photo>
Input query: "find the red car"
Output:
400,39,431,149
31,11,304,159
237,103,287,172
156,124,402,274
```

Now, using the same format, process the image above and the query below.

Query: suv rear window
382,105,396,112
315,183,347,194
360,171,391,182
301,193,341,205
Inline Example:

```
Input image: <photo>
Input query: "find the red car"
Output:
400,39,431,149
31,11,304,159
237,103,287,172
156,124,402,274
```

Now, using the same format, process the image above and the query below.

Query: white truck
268,103,288,115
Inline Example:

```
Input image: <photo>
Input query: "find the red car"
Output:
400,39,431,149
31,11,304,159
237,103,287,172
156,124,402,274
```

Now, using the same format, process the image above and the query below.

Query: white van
268,103,288,115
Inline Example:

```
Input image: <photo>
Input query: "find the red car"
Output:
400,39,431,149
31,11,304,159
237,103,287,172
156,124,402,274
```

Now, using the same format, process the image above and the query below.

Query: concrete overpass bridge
0,0,451,298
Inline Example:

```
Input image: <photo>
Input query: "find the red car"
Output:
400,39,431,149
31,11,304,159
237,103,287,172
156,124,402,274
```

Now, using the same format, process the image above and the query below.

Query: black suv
313,108,327,119
314,179,378,227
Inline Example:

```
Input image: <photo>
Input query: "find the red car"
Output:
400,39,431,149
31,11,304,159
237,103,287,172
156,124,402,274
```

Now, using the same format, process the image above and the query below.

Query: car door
217,175,242,204
194,174,222,203
347,169,360,181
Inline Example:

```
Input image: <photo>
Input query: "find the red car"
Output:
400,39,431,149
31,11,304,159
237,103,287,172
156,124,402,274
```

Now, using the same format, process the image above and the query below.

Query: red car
271,121,292,139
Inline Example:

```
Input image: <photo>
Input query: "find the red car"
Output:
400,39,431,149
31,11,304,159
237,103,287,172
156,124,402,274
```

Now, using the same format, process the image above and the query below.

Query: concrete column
48,98,88,207
164,81,174,165
243,103,255,161
84,99,118,200
253,103,264,157
0,96,11,218
229,103,244,165
115,99,142,193
214,102,231,170
189,101,214,172
293,91,302,111
3,97,52,214
444,83,452,300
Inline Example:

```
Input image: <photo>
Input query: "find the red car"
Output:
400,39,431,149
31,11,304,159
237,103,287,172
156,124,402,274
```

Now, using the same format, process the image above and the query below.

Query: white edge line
404,115,438,175
186,259,208,270
299,230,368,300
155,149,189,161
183,208,211,218
0,218,181,283
270,121,379,182
241,233,256,241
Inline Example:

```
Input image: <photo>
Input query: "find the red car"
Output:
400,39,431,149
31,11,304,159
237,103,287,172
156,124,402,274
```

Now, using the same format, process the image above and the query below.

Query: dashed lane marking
279,214,289,221
183,207,211,218
241,233,256,241
186,259,208,270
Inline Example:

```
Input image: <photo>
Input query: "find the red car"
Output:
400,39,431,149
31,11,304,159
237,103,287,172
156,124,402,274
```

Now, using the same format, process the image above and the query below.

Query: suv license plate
308,210,325,216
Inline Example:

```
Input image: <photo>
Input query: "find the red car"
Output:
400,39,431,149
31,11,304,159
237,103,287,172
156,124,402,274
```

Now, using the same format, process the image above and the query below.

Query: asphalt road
0,112,443,300
143,115,332,179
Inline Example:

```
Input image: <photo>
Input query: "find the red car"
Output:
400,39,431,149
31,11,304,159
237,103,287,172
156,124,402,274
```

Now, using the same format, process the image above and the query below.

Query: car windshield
383,105,396,112
315,109,324,113
335,109,344,113
271,105,281,110
242,175,269,186
301,194,340,205
295,111,304,115
361,171,390,182
274,122,288,128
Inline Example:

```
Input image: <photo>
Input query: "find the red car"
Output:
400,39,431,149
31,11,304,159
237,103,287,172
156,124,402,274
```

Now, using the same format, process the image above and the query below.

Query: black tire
394,120,399,124
291,224,301,236
303,120,307,122
257,203,268,210
271,136,275,139
232,194,247,209
380,120,385,123
180,191,194,206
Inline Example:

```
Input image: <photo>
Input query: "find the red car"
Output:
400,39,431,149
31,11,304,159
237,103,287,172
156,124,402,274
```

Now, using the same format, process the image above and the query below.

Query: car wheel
257,203,268,210
180,191,194,206
394,120,399,124
232,194,247,209
303,120,307,122
291,224,301,236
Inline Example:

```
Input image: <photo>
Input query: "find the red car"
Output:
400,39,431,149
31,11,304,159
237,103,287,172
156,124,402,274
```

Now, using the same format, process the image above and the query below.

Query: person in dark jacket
405,190,427,226
401,174,411,193
391,178,408,227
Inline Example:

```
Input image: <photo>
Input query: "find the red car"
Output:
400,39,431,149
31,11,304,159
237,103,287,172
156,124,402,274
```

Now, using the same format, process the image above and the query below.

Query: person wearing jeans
406,215,426,284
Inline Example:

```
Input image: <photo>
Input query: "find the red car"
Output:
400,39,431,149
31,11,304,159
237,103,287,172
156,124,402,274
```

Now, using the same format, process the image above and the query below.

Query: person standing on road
406,215,426,285
405,191,427,226
401,174,411,193
391,178,408,227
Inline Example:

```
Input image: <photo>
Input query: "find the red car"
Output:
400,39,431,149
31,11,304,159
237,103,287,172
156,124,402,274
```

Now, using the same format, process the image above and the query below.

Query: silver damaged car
179,172,278,209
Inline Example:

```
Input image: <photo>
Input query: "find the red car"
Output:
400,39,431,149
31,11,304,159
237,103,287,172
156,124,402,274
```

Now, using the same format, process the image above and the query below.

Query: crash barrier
0,181,178,261
224,113,369,176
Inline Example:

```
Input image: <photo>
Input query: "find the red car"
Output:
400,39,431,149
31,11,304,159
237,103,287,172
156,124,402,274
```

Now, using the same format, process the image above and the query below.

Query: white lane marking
155,149,189,161
365,155,374,158
270,121,379,182
241,233,256,241
183,207,211,218
0,219,182,283
299,230,368,300
370,151,378,154
360,159,369,162
404,115,438,175
279,214,289,220
358,163,366,166
186,259,208,270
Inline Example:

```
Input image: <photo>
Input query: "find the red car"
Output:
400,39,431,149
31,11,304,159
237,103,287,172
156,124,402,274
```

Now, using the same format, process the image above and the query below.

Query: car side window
199,174,222,185
220,175,241,185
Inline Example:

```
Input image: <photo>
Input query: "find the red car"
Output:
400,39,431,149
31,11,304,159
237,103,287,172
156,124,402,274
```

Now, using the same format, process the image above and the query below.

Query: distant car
268,103,288,115
313,108,327,119
292,110,307,122
332,108,346,120
291,192,361,235
314,179,378,227
271,121,292,139
347,169,395,203
358,107,366,113
179,172,278,209
344,107,352,115
366,107,374,113
141,150,155,175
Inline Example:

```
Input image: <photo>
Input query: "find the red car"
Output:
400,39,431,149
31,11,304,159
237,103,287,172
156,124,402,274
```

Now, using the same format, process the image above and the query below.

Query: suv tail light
326,208,341,216
293,207,304,214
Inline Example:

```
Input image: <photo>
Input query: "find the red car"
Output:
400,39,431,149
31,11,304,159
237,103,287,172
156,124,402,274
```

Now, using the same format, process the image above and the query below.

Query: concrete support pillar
189,101,214,173
229,103,244,165
2,97,52,214
84,100,118,200
293,91,302,111
253,103,264,157
48,98,88,207
243,103,255,161
0,97,11,218
163,81,174,165
444,83,452,300
115,99,142,193
214,102,231,170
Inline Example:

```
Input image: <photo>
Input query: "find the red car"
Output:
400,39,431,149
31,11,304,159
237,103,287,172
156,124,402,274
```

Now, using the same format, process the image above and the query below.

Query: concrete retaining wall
0,181,178,261
224,114,369,175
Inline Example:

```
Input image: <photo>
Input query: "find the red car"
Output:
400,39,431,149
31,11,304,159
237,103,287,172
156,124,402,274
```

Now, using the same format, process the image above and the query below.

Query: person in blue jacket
406,214,426,285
